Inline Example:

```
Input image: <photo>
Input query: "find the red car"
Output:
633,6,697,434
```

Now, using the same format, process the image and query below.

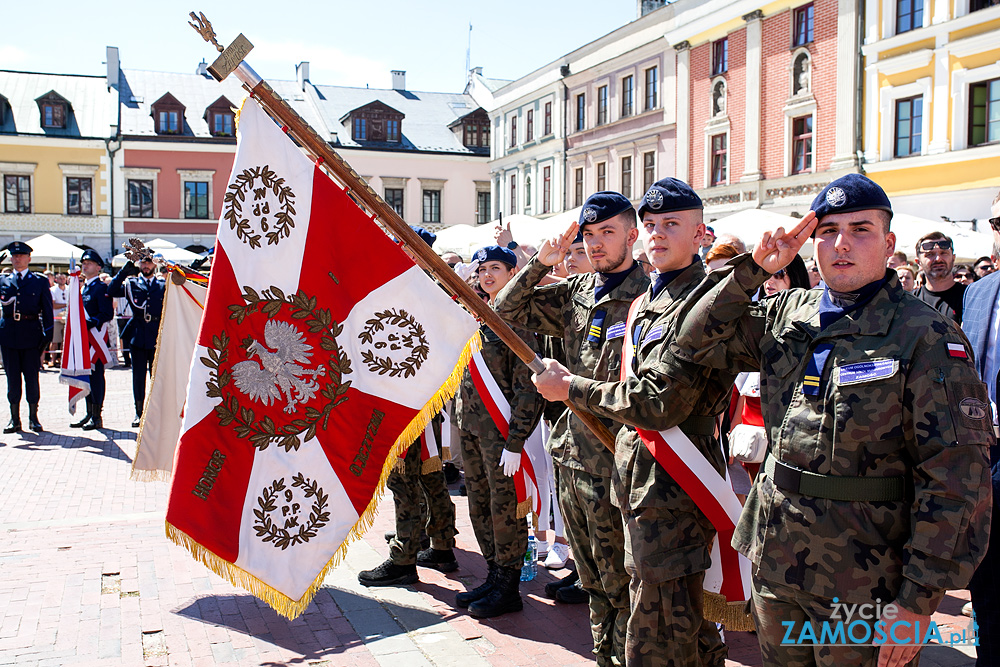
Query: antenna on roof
465,22,472,87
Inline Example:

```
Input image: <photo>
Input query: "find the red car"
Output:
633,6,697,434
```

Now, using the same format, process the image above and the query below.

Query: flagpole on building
187,14,617,453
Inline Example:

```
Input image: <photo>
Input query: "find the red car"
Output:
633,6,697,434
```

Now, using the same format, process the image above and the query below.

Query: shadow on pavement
14,429,135,462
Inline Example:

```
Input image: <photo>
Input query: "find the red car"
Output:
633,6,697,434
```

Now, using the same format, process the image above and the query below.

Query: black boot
555,578,590,604
71,398,92,428
82,406,103,431
358,559,418,587
456,560,499,608
544,569,580,599
4,404,20,434
416,547,458,572
28,404,42,432
468,565,523,618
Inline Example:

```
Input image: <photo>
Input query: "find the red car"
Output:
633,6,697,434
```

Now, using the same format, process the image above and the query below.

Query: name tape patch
834,358,899,386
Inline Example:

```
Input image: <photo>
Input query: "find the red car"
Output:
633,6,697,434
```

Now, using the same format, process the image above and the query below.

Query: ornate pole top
188,11,225,53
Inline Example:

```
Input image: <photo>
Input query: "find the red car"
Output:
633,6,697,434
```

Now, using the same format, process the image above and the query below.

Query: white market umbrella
889,213,992,262
708,209,814,258
111,245,203,268
10,234,86,265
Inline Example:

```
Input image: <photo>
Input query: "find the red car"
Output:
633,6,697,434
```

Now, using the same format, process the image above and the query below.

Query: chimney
195,59,210,78
391,70,406,91
296,62,310,91
471,66,483,76
106,46,120,90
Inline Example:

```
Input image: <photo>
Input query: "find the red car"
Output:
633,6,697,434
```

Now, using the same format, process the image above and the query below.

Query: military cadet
108,256,165,427
0,241,53,433
72,250,114,431
359,227,459,587
529,180,732,666
454,245,544,619
672,173,993,666
495,192,648,666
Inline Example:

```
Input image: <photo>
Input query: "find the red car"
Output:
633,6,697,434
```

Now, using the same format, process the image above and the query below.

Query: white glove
499,448,521,477
453,260,480,281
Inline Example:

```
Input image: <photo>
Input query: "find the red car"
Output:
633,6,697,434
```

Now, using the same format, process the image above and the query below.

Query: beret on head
6,241,32,255
579,191,634,228
81,249,104,268
409,225,437,248
810,173,892,222
474,245,517,269
637,177,703,219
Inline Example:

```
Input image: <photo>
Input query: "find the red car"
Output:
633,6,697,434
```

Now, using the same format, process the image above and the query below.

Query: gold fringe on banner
703,591,756,632
420,456,442,475
130,467,173,483
515,498,532,520
165,330,481,620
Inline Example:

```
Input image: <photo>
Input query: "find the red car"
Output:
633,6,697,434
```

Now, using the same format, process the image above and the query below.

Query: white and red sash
468,349,541,517
397,411,444,474
622,295,751,606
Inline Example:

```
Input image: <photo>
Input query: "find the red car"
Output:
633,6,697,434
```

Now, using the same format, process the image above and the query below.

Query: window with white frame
710,134,727,185
791,115,814,173
894,96,923,156
178,169,215,220
123,167,160,218
969,78,1000,146
878,78,930,160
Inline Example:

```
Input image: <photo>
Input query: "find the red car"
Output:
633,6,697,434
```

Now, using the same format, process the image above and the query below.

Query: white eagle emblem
232,320,327,413
582,207,598,223
645,188,664,209
825,187,847,208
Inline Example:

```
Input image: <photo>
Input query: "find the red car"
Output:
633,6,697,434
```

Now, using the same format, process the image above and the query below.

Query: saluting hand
536,221,580,267
495,221,514,248
751,211,817,275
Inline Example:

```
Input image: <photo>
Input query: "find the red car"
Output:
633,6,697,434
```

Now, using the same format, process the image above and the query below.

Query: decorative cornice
673,41,691,52
742,9,763,22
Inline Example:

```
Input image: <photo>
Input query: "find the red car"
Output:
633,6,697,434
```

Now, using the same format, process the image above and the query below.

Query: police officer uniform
563,180,734,666
109,259,165,426
0,241,54,433
673,174,994,666
495,193,649,666
74,250,114,431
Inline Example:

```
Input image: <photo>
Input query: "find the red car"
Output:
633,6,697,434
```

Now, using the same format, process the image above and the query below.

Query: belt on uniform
764,456,905,502
6,312,39,321
679,415,716,437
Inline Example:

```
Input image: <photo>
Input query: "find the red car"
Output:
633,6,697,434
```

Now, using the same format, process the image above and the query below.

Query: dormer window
35,91,71,129
341,101,404,144
450,107,490,149
150,93,186,136
205,96,236,137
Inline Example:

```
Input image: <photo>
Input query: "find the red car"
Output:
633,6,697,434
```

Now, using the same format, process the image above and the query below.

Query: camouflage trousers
751,577,920,667
557,464,629,667
460,429,527,569
387,440,457,566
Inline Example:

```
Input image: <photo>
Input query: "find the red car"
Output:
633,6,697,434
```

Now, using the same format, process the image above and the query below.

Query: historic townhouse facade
860,0,1000,222
472,6,678,219
668,0,860,217
0,69,118,254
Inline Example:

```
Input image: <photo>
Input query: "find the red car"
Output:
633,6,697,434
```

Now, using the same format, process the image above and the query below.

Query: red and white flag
132,274,207,481
468,350,541,518
621,296,752,613
60,273,118,411
166,97,479,618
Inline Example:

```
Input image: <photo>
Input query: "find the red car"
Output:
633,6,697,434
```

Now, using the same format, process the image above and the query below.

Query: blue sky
3,1,637,92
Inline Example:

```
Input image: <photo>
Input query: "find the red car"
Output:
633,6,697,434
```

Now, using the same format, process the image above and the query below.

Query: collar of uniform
84,275,100,286
793,269,902,341
643,260,706,313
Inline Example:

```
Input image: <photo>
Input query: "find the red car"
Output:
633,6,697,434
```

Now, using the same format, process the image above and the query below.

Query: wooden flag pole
188,15,617,454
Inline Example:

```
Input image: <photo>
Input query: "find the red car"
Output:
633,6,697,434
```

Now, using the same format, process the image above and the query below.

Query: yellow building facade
862,0,1000,223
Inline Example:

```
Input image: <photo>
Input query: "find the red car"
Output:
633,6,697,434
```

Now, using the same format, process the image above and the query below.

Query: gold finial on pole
188,11,224,53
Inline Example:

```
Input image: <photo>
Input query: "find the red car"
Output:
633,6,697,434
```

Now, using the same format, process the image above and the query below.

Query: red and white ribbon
622,295,751,604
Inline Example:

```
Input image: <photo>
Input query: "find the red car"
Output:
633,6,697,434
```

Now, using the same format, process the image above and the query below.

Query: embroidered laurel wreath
358,308,429,378
253,474,330,550
222,164,296,248
202,285,351,452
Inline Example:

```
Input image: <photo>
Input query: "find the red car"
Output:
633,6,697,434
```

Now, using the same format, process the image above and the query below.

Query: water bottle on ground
521,536,537,581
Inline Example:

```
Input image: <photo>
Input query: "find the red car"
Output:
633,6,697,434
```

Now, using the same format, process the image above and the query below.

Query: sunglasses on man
955,272,973,280
990,217,1000,232
918,239,953,252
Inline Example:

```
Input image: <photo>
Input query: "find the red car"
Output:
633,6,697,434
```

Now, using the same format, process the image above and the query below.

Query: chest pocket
831,357,905,445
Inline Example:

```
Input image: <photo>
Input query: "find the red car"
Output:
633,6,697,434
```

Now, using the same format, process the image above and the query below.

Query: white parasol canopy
708,209,814,258
111,238,203,268
888,213,992,262
3,234,87,265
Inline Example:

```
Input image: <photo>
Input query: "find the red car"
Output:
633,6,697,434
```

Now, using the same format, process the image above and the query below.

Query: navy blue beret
6,241,32,255
579,191,634,228
473,245,517,269
637,178,703,219
810,174,892,222
409,225,437,248
573,229,584,244
81,249,104,268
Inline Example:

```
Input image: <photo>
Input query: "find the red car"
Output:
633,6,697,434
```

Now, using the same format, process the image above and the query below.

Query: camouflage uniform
672,255,994,666
455,323,544,569
566,260,734,666
387,415,457,566
495,256,649,666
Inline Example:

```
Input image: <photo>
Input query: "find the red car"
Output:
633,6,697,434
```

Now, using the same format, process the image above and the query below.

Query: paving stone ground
0,367,980,666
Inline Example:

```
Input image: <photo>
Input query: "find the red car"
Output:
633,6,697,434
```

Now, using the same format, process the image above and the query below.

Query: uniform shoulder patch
946,342,969,359
606,321,627,340
642,325,664,344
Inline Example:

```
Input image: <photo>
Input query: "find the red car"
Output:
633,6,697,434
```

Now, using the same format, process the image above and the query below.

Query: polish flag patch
947,342,969,359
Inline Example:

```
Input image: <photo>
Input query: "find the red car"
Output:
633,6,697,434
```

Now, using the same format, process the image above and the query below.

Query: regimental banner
166,97,479,618
132,274,208,481
60,272,91,413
